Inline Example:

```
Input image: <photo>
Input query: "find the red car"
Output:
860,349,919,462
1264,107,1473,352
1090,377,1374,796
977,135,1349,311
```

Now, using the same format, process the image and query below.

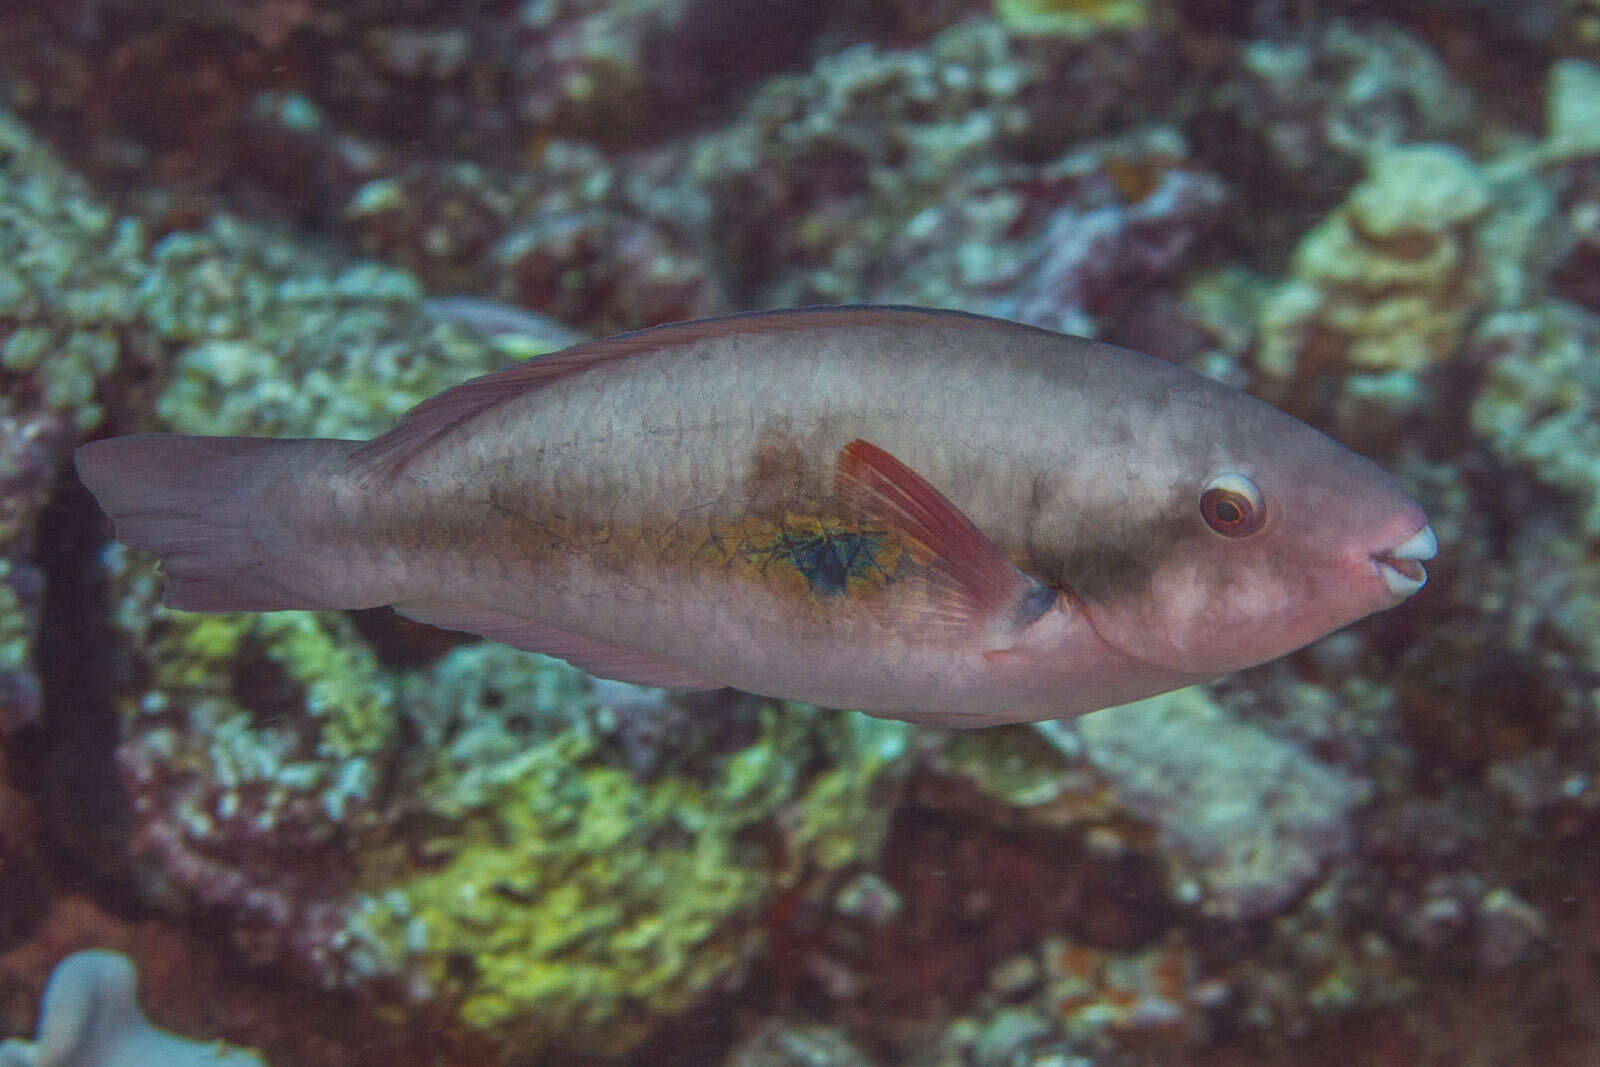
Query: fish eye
1200,473,1265,537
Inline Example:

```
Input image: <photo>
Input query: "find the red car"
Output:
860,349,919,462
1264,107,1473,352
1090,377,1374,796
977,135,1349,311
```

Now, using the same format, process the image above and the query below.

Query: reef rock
1078,687,1373,922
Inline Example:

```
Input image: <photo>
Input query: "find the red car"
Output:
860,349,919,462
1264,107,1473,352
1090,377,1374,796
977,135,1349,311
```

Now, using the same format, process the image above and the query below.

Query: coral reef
112,598,911,1056
724,1020,875,1067
334,683,907,1055
0,2,1597,1065
113,608,396,927
994,0,1154,39
0,92,910,1060
697,20,1194,323
0,112,141,436
338,150,724,335
1471,302,1600,537
1256,143,1493,427
874,126,1228,338
0,413,69,734
1196,20,1477,251
1076,687,1371,922
0,111,148,733
925,932,1200,1065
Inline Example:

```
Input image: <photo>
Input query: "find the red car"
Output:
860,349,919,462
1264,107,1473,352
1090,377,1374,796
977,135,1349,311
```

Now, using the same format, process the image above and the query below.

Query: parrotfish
75,306,1436,727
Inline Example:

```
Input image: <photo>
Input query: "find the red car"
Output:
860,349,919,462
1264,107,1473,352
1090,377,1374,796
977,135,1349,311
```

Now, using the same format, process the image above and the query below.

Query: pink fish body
76,307,1435,726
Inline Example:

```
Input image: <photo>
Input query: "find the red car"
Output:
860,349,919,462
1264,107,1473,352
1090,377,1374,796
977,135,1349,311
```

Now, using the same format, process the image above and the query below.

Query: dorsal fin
834,439,1055,648
348,305,1018,483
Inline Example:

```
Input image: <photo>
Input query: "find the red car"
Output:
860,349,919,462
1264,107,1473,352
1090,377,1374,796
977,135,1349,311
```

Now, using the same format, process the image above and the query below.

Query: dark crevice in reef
347,605,474,671
32,462,135,891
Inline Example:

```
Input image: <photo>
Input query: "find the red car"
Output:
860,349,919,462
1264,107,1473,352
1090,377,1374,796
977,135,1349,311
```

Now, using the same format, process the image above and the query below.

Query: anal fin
394,599,725,690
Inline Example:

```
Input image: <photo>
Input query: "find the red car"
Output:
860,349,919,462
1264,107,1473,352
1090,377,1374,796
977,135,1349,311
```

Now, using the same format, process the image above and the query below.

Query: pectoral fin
834,439,1055,649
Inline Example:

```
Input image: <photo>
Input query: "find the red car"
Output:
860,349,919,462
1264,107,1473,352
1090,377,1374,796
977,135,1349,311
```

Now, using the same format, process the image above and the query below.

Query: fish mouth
1371,523,1437,599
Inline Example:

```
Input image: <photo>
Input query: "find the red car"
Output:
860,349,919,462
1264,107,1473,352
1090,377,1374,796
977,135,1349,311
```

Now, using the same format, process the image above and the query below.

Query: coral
1253,141,1496,444
1076,687,1373,922
336,693,906,1055
109,610,910,1057
701,20,1042,306
1470,303,1600,536
1258,143,1492,383
41,177,532,946
339,152,723,335
0,113,145,436
0,0,826,183
1544,59,1600,161
857,120,1226,339
724,1021,876,1067
88,591,912,1056
994,0,1153,39
138,224,513,443
0,83,529,450
500,0,828,144
0,5,1596,1065
1233,871,1415,1033
921,933,1201,1065
0,950,265,1067
1037,932,1198,1049
111,607,395,941
975,147,1226,337
0,100,909,1058
0,111,143,733
699,19,1189,313
0,413,71,733
1197,21,1476,241
935,721,1109,817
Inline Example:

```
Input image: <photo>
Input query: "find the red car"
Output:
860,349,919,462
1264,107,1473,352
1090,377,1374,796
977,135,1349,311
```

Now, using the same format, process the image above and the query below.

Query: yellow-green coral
0,112,150,433
777,708,909,870
995,0,1151,38
943,725,1099,811
1258,144,1492,380
152,265,508,441
144,608,397,761
350,704,903,1055
0,563,28,677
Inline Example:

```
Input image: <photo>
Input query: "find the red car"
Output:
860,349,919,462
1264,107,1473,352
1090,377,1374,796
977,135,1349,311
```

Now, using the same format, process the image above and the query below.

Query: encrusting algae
342,703,907,1054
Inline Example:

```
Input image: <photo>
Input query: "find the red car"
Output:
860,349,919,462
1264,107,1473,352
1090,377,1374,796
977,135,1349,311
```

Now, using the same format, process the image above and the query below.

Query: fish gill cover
0,2,1596,1066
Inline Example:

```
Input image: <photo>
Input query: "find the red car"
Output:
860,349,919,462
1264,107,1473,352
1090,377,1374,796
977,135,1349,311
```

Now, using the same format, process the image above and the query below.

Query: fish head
1067,390,1436,677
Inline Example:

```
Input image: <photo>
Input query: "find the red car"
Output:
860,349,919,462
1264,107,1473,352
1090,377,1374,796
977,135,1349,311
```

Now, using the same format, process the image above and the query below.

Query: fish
74,306,1437,727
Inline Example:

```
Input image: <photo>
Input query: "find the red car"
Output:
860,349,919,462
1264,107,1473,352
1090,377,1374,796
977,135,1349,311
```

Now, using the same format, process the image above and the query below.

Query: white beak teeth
1373,523,1437,599
1387,524,1438,562
1375,558,1427,598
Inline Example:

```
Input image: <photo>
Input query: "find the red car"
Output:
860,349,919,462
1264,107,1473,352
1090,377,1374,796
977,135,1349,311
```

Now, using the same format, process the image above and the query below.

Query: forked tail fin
75,434,363,612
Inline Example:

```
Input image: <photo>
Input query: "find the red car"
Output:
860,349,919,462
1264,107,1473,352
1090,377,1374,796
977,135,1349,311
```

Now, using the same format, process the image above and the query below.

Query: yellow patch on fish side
689,513,917,604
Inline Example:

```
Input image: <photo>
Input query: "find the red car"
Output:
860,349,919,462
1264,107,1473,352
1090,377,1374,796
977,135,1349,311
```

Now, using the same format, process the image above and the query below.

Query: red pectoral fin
835,439,1055,648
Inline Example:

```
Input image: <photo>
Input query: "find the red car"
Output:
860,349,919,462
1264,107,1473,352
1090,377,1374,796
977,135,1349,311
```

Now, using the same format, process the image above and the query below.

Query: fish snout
1370,522,1437,599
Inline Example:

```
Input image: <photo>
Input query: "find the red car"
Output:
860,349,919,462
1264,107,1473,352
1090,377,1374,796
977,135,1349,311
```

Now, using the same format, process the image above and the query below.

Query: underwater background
0,0,1597,1064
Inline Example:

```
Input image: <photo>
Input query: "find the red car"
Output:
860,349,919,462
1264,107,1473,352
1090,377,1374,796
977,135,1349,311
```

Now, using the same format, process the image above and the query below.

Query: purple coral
989,168,1227,337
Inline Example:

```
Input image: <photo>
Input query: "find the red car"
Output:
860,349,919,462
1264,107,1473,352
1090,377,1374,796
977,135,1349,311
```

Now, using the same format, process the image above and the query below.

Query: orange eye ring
1200,474,1265,537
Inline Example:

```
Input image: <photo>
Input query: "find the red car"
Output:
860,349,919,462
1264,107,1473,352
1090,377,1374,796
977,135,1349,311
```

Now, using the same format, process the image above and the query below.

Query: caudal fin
75,434,359,612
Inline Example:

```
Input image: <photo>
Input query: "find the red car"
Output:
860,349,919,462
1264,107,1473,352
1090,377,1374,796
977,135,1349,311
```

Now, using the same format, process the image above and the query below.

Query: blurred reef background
0,0,1598,1064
